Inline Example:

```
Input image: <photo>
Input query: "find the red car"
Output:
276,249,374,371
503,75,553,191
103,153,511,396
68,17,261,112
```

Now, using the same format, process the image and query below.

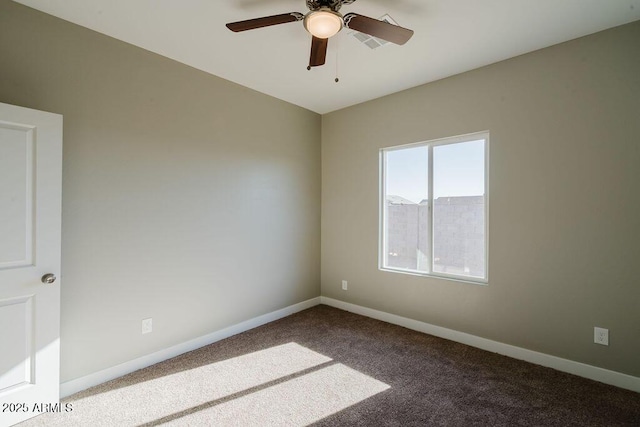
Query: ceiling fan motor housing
306,0,354,12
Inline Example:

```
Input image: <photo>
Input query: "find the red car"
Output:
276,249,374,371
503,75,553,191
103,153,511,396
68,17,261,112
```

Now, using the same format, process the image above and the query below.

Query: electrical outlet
594,327,608,346
341,280,348,291
142,318,153,334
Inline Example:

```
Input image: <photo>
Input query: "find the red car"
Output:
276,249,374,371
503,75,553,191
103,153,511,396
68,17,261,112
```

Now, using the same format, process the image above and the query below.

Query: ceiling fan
226,0,414,69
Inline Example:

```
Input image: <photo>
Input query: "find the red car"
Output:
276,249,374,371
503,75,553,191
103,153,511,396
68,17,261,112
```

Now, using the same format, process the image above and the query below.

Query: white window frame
379,131,490,284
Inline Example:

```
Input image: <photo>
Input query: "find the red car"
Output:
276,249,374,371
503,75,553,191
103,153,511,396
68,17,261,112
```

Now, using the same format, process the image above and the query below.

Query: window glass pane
384,146,429,272
432,139,486,279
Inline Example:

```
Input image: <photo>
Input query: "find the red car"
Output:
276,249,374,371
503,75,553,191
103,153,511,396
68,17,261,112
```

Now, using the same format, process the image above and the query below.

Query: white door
0,103,62,427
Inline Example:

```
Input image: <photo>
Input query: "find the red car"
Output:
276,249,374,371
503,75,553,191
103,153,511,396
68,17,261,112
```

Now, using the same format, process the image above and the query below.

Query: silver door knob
41,274,57,284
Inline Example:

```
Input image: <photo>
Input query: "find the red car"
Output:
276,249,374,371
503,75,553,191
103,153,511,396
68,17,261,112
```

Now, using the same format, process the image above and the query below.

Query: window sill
379,266,488,286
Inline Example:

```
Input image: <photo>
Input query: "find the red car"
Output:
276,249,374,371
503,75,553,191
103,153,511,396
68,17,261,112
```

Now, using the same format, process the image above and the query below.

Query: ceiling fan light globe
304,10,343,39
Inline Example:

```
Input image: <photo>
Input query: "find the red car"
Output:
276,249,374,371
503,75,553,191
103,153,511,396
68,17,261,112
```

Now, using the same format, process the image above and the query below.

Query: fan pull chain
334,35,340,83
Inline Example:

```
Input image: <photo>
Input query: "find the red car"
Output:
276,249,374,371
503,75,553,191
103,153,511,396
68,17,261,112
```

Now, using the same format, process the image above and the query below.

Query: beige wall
322,21,640,377
0,1,321,382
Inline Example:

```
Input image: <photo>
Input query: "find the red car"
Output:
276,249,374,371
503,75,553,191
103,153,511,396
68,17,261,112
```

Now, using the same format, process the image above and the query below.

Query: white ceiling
14,0,640,114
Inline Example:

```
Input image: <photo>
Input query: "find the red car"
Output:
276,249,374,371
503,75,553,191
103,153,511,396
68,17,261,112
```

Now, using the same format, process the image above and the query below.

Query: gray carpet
19,305,640,426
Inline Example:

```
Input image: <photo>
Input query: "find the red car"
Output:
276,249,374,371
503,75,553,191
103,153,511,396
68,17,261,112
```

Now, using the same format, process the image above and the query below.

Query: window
380,132,489,283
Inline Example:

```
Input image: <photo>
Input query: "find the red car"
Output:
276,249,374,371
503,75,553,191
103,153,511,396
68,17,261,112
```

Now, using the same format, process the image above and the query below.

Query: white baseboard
60,297,321,398
61,295,639,398
320,297,640,393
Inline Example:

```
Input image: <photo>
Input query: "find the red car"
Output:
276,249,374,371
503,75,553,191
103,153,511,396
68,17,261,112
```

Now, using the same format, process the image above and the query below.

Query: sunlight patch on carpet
160,363,390,426
32,342,388,426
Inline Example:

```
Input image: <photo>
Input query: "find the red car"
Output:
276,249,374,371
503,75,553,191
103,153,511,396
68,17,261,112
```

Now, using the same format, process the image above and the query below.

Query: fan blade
343,13,414,45
309,36,328,68
226,12,304,32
